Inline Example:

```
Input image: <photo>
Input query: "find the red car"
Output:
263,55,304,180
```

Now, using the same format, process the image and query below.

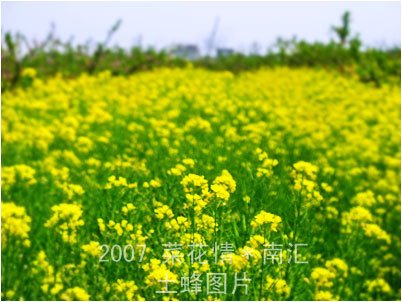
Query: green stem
285,188,302,281
259,226,267,300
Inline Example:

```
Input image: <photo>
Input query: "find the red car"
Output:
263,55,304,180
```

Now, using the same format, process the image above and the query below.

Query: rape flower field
1,67,400,301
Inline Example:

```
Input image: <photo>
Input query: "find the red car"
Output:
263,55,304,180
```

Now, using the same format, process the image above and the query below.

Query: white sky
2,1,401,53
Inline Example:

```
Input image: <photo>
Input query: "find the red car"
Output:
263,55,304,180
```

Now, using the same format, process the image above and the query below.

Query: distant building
217,48,235,57
169,44,200,60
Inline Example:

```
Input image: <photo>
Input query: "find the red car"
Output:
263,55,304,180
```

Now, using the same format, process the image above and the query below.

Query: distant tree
332,11,351,46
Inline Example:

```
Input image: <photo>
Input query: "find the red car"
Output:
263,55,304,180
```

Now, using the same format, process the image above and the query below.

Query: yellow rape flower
154,204,174,220
82,241,101,257
325,258,348,279
365,278,392,294
112,279,139,300
44,203,84,244
1,202,31,248
311,267,336,288
250,210,282,232
362,223,391,244
181,174,208,193
105,175,128,189
182,158,195,168
60,287,90,301
122,203,136,215
266,276,291,297
21,67,37,78
314,290,337,301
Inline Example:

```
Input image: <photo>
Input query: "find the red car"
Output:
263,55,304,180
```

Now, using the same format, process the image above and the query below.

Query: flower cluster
2,165,36,190
211,169,236,201
142,259,179,290
255,148,279,178
250,210,282,232
60,287,90,301
81,241,101,258
44,203,85,244
32,251,64,296
1,202,31,247
291,161,323,206
311,258,349,300
112,279,143,300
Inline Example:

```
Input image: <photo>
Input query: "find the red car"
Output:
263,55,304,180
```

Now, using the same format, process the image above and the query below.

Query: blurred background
2,1,401,90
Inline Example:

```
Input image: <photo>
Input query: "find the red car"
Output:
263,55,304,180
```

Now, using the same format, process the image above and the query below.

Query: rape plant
1,67,400,301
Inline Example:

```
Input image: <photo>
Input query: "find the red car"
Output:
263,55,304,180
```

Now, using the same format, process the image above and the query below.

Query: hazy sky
2,1,401,53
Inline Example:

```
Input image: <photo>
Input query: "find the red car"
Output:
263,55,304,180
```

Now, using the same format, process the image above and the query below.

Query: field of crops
1,67,400,300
